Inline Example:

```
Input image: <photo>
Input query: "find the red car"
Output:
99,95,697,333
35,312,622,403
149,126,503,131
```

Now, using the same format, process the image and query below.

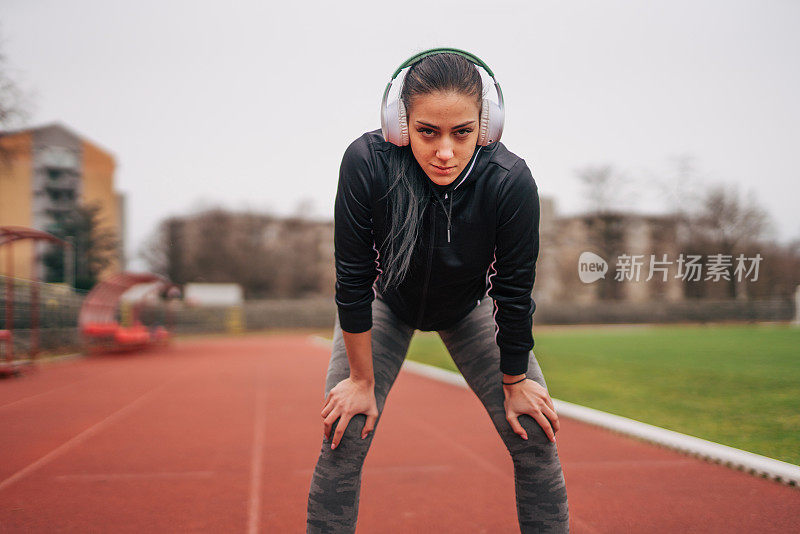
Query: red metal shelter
78,271,173,353
1,226,71,376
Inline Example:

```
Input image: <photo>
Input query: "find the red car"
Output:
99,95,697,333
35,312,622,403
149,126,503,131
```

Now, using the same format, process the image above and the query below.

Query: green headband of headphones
388,47,496,80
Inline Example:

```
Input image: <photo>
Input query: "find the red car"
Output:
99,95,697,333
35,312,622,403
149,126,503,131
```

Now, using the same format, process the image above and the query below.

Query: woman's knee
497,413,558,456
323,413,374,455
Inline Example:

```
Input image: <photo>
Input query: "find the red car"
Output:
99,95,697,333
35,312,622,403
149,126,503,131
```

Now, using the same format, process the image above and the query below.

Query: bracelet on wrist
502,377,529,386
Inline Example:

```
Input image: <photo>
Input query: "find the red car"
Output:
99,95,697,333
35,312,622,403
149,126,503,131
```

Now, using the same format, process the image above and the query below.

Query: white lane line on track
308,334,800,487
54,471,216,481
0,367,121,411
553,399,800,486
0,376,179,493
247,363,267,534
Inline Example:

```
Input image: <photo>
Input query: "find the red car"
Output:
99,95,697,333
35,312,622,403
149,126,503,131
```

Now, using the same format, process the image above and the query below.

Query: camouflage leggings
306,295,570,533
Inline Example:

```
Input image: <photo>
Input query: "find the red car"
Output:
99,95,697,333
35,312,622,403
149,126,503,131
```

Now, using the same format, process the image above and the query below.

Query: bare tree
651,154,707,222
292,197,316,218
138,219,172,278
692,184,772,250
139,207,332,298
574,165,638,300
576,164,638,216
744,239,800,299
0,29,33,165
577,165,614,215
684,183,773,298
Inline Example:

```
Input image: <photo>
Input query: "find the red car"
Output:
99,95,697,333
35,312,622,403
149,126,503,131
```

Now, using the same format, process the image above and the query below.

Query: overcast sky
2,0,799,269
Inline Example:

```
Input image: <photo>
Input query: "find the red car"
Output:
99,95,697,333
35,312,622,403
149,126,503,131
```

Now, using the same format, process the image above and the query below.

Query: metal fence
0,275,796,359
0,275,85,355
535,297,795,325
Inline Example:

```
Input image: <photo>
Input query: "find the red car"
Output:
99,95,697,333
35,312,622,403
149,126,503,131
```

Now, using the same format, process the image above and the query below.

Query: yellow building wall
80,140,120,280
0,132,35,279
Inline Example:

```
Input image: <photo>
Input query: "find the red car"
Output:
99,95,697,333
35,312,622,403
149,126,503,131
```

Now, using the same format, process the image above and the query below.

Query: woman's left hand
502,377,559,442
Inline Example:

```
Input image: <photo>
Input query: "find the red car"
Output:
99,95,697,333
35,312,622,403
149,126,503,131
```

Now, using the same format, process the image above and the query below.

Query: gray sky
2,0,799,269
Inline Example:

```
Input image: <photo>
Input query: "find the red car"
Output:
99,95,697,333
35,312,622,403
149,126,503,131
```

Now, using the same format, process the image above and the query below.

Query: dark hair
378,53,484,290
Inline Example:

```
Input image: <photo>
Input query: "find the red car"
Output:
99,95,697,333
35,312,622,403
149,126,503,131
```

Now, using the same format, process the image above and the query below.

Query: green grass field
404,324,800,466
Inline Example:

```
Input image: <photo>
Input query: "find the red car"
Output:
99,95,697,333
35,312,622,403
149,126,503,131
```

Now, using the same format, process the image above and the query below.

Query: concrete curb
308,334,800,487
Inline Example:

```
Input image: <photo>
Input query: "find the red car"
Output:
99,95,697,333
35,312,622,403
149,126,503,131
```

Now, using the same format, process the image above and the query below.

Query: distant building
160,210,334,298
535,197,685,303
0,123,125,280
155,195,689,303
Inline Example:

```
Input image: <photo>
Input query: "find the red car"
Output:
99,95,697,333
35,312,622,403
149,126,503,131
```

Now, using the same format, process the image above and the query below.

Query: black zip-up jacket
334,129,540,375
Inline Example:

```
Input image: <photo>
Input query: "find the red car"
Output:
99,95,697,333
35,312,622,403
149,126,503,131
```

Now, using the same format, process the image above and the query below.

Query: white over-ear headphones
380,47,505,147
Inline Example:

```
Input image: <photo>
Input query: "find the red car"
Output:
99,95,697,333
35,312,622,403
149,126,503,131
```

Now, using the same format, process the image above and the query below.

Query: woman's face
407,90,481,186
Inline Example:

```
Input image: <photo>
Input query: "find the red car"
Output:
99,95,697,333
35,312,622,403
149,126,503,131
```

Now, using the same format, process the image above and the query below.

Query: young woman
307,48,570,533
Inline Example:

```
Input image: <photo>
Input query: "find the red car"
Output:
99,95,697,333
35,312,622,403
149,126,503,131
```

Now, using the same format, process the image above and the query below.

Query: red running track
0,334,798,533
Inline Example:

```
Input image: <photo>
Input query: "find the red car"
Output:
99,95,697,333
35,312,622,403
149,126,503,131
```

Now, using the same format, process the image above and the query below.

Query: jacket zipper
444,146,480,243
433,192,453,243
416,146,482,325
415,201,436,329
446,192,452,242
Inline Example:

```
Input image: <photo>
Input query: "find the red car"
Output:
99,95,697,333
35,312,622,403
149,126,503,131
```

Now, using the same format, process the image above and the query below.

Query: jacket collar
429,143,491,196
451,145,484,191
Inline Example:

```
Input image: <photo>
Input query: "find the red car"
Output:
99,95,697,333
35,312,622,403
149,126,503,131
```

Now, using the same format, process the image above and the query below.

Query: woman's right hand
321,377,379,449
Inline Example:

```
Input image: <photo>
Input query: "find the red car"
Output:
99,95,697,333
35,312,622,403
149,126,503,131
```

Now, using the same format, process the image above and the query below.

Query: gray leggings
307,295,570,533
